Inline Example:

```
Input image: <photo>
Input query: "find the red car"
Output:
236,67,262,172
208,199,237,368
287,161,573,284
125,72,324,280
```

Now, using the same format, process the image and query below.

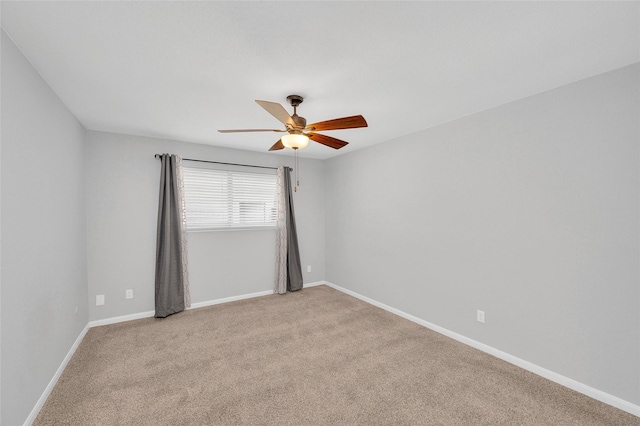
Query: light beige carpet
35,285,638,425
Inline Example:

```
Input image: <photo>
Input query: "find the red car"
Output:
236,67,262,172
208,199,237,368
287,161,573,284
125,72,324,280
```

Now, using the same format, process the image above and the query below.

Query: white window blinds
182,166,278,231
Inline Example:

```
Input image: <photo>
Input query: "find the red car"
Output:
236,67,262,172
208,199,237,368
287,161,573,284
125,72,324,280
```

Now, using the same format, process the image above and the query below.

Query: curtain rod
154,154,283,170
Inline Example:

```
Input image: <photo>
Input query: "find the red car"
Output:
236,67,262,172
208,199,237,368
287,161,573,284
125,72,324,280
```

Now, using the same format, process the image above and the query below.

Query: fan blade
218,129,285,133
255,100,295,127
308,133,349,150
306,115,367,132
268,139,285,151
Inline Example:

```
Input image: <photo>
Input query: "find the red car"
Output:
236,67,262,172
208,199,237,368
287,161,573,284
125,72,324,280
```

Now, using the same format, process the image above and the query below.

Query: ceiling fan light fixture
281,133,309,149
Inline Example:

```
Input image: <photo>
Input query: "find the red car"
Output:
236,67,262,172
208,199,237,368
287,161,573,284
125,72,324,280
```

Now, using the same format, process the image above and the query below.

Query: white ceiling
2,1,638,160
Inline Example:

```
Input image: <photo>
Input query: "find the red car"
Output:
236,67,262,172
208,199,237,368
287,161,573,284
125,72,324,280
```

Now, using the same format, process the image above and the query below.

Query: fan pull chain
294,148,299,192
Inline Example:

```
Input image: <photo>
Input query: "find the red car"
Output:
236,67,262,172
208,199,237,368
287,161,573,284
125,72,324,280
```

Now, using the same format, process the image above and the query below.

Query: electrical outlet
477,310,485,323
307,265,311,273
126,289,133,299
96,295,105,306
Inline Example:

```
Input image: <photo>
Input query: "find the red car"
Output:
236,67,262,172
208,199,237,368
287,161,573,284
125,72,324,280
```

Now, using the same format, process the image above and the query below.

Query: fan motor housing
292,115,306,129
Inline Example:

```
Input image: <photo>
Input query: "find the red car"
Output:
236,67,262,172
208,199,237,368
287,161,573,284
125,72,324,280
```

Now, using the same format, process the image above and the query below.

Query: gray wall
1,31,88,425
325,64,640,405
86,131,325,321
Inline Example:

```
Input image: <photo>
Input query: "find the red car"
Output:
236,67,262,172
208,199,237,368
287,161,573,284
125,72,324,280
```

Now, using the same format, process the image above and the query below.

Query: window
182,165,277,231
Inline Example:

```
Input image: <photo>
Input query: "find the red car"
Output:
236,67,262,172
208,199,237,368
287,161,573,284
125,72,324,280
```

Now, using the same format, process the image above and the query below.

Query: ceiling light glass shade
281,133,309,149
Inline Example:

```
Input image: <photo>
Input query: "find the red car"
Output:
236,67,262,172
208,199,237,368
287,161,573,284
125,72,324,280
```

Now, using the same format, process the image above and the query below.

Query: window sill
187,226,277,233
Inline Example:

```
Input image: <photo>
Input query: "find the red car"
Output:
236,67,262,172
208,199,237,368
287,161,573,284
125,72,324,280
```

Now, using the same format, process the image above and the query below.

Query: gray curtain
283,167,303,291
274,167,303,293
273,167,302,294
155,154,190,317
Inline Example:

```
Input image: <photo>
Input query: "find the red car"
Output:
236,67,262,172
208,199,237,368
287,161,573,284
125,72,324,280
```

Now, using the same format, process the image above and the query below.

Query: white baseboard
89,283,325,328
322,281,640,418
24,324,89,426
303,281,326,288
88,288,283,328
189,289,273,309
88,309,156,328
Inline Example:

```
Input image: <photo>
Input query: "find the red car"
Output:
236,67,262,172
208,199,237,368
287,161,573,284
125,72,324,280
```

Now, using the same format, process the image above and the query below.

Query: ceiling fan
218,95,367,151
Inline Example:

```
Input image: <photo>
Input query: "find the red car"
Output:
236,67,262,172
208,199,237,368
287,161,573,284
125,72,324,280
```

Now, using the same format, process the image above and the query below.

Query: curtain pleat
155,154,190,317
274,167,288,294
175,157,191,308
